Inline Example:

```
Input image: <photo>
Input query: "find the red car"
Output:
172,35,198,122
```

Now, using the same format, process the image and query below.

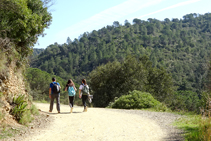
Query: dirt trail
23,103,170,141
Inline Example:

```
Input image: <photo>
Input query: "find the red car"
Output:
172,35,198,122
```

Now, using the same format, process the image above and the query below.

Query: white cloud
56,0,166,43
138,0,202,19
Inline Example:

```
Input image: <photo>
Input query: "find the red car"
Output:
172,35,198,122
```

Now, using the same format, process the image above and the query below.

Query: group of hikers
49,77,90,113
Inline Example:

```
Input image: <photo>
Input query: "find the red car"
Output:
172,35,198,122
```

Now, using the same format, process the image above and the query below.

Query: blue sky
35,0,211,49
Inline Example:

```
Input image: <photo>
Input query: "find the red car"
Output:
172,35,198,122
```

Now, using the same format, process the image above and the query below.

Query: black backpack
52,82,60,94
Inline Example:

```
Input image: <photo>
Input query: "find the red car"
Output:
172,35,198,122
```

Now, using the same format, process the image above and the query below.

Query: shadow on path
40,110,83,114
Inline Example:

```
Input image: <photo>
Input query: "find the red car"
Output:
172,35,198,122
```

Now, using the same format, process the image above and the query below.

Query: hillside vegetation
0,0,52,137
31,13,211,95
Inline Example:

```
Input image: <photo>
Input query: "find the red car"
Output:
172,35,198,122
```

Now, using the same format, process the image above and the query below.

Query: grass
19,110,34,125
34,100,48,103
19,104,40,125
0,92,3,98
30,104,39,115
174,113,211,141
0,104,40,139
0,124,20,140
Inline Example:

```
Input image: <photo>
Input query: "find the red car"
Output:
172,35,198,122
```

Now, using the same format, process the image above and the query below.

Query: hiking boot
84,106,87,112
58,111,60,113
49,110,52,112
70,108,73,113
83,107,86,112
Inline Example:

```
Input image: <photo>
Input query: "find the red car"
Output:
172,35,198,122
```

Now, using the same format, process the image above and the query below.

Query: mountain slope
31,13,211,93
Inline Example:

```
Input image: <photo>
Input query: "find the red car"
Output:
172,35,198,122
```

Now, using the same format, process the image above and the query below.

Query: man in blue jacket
49,77,61,113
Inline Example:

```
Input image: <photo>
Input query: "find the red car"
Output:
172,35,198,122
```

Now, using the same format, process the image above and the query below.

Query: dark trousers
82,95,88,108
50,94,60,112
69,96,74,108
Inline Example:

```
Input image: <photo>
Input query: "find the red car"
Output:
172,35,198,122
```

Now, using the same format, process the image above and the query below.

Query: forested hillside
33,48,44,57
31,13,211,94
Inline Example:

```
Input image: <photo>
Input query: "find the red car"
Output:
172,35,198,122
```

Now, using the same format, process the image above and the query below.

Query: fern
11,95,28,121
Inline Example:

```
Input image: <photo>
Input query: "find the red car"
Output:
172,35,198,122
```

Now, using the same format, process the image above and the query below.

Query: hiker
49,77,61,113
65,79,77,113
79,79,89,112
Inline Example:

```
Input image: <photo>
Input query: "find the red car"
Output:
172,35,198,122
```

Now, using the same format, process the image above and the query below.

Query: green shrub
30,104,39,115
19,110,33,125
170,91,200,112
174,114,211,141
10,95,28,121
110,90,161,109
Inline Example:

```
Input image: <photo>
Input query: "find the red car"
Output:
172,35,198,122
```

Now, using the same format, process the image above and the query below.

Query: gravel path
21,103,184,141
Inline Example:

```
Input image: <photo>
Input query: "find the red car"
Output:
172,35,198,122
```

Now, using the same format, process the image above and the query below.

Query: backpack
52,82,60,94
68,86,76,96
82,85,89,95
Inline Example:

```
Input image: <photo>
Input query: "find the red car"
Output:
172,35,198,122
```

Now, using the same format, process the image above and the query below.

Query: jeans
69,96,74,108
49,94,60,112
82,95,88,108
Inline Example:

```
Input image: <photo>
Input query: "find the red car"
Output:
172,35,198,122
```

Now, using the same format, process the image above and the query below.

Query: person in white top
79,79,89,112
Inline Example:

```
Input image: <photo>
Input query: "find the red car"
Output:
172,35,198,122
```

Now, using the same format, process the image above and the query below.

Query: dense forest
31,13,211,96
33,48,44,57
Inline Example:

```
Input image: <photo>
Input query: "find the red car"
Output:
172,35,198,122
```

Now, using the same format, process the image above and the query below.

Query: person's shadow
40,110,82,114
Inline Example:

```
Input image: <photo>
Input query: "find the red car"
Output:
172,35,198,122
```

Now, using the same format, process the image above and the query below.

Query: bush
170,91,200,112
175,114,211,141
89,56,174,107
30,104,39,115
110,90,162,110
10,95,28,121
10,95,40,125
19,110,33,125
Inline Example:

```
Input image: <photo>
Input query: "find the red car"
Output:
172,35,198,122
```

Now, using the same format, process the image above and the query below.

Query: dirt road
22,103,182,141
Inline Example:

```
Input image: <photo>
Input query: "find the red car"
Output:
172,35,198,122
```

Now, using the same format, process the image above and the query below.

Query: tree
89,56,174,107
66,37,72,44
0,0,52,57
113,21,120,27
124,20,131,27
133,18,142,24
30,12,211,98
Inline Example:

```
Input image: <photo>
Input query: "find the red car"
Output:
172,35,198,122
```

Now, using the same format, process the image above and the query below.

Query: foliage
10,95,28,121
174,113,211,141
110,90,163,109
10,97,40,125
26,67,65,101
0,127,19,140
89,56,174,107
0,0,52,58
30,104,39,115
19,110,33,125
26,67,81,104
169,91,200,112
31,48,44,58
31,13,211,96
0,92,3,98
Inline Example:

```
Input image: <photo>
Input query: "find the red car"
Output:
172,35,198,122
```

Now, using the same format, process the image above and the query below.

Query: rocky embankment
0,67,30,125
